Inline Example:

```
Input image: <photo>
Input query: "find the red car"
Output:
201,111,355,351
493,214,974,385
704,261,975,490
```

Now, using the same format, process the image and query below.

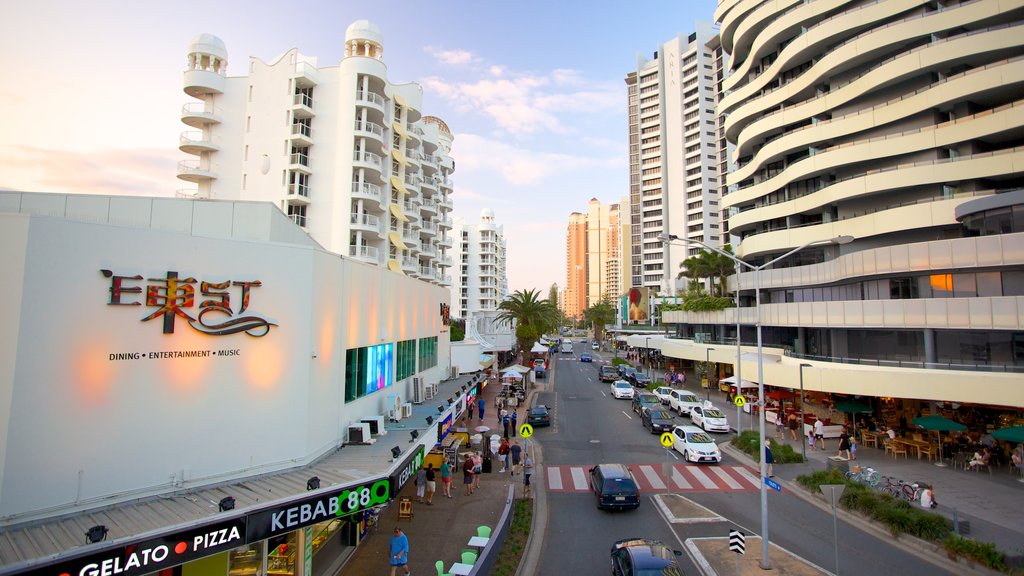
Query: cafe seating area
436,525,491,576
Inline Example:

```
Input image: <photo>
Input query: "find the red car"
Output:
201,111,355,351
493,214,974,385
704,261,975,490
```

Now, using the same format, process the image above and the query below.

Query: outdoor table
468,535,489,550
450,562,474,575
895,438,930,459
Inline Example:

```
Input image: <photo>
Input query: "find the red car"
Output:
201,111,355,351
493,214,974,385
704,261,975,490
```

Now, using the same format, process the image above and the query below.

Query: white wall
0,212,450,519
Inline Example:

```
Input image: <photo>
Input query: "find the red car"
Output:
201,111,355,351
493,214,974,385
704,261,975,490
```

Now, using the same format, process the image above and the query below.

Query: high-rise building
655,1,1024,409
625,22,727,295
177,21,454,287
564,199,624,319
451,209,512,351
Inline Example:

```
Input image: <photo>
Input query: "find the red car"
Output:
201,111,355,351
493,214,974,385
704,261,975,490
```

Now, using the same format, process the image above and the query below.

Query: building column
923,328,936,366
796,327,807,355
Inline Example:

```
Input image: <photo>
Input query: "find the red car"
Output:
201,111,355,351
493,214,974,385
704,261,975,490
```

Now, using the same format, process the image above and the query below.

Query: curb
720,443,1004,576
516,372,551,576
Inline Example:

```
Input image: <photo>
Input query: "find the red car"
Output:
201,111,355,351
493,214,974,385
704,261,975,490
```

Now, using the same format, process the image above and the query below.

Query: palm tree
679,254,711,294
705,246,736,297
497,289,560,364
582,294,616,347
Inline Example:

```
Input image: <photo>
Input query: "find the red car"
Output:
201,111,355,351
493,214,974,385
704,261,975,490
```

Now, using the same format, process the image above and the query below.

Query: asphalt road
531,350,954,576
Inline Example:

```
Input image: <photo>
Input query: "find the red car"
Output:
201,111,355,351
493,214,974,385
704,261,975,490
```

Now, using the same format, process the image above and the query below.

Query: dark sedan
527,405,551,427
610,538,684,575
641,408,675,434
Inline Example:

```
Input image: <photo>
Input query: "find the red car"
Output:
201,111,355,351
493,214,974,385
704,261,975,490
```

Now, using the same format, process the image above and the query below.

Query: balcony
439,178,453,191
438,274,452,286
289,152,311,174
404,175,422,191
181,102,222,128
351,181,383,206
420,243,437,257
285,182,310,204
355,89,385,112
293,61,319,88
438,235,453,248
184,69,225,97
402,226,419,244
420,199,438,213
350,213,382,236
420,221,437,237
438,196,454,210
290,122,314,146
437,216,453,229
437,254,453,267
354,119,385,146
418,265,435,279
179,131,220,155
353,150,383,174
420,176,438,195
176,159,216,182
349,243,379,264
288,212,307,228
401,256,418,273
292,93,315,118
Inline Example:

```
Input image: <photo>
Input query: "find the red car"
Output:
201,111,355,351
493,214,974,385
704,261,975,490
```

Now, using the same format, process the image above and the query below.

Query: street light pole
660,233,853,570
645,336,651,379
799,363,812,460
705,347,715,401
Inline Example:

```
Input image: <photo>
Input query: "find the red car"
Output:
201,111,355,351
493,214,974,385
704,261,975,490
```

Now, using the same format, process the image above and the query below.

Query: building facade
625,22,727,295
649,1,1024,417
178,21,454,287
564,199,624,319
450,209,512,351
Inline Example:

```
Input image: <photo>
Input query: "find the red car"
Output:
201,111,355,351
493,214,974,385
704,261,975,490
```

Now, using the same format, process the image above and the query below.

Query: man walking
478,397,485,422
467,401,474,422
523,451,534,498
511,410,518,437
764,440,775,478
389,527,410,576
814,416,826,450
510,439,522,476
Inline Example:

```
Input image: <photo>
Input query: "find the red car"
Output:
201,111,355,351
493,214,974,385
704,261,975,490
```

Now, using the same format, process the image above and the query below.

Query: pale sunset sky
0,0,718,293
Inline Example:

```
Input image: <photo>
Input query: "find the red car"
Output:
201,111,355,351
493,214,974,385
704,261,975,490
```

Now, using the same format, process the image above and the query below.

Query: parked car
599,365,619,382
667,390,702,416
631,392,660,415
631,373,653,389
589,464,640,510
580,353,594,363
690,403,730,433
610,380,635,399
527,405,551,427
591,342,599,351
671,425,722,463
610,538,684,576
619,367,637,382
641,408,675,434
651,386,676,405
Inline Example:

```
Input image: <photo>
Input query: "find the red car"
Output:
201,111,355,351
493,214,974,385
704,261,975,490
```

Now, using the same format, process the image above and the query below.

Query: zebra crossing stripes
544,464,758,493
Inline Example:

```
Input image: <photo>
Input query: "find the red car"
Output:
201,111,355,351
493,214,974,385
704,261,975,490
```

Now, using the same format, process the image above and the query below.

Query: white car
668,390,702,415
690,403,730,433
671,425,722,463
651,386,677,405
610,380,635,399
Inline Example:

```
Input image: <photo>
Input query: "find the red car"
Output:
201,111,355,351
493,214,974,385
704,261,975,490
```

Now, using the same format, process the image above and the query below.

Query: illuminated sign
437,413,453,445
364,343,394,395
389,446,425,495
439,303,450,326
102,270,276,337
245,477,389,542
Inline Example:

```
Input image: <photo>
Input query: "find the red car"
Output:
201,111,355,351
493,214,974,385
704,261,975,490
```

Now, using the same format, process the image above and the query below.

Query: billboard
627,287,650,323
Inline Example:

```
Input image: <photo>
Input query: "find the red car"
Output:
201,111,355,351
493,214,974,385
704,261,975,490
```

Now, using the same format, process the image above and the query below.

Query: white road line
547,466,562,490
621,411,633,420
734,466,762,488
710,466,743,489
671,467,693,489
570,467,588,490
639,465,667,490
688,466,719,489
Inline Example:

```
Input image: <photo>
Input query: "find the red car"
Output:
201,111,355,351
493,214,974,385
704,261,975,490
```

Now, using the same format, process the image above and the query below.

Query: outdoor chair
435,559,451,576
461,550,478,565
477,525,491,538
951,452,968,471
918,443,936,462
890,443,908,459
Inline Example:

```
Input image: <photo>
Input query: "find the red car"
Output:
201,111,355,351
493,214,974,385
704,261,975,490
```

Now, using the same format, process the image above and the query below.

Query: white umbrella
501,370,523,380
721,375,757,389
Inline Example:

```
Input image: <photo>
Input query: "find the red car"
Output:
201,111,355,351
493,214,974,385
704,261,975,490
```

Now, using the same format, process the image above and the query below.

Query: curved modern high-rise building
656,1,1024,415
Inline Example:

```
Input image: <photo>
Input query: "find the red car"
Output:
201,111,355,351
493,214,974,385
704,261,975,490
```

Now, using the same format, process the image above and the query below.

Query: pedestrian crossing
544,463,760,493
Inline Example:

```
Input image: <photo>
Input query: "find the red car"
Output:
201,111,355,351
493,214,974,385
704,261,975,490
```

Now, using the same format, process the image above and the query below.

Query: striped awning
391,147,408,166
387,260,403,273
389,203,409,222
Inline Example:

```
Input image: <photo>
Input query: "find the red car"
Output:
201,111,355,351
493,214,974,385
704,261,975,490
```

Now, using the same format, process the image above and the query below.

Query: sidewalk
337,368,528,576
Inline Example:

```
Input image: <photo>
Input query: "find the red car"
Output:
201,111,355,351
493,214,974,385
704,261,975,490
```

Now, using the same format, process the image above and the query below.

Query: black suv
589,464,640,510
631,392,660,415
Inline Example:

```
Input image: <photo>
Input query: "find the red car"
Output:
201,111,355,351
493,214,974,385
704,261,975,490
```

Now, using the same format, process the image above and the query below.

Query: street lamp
661,232,853,569
645,337,651,378
799,363,813,460
705,347,715,401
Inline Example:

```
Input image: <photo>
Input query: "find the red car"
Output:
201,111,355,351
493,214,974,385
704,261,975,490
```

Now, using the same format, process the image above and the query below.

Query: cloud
424,46,479,66
450,133,605,186
0,146,180,197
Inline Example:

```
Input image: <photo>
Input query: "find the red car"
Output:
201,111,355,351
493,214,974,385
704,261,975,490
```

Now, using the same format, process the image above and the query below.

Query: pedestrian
424,463,436,505
920,484,938,509
764,439,775,478
478,397,485,422
502,412,511,438
462,454,474,495
510,439,522,476
498,406,507,427
523,452,534,498
473,453,483,490
814,417,826,450
511,410,518,437
498,437,510,472
775,412,785,440
468,401,474,422
808,426,815,450
389,527,410,576
788,412,799,441
838,427,851,460
414,466,426,502
440,459,453,498
849,434,858,461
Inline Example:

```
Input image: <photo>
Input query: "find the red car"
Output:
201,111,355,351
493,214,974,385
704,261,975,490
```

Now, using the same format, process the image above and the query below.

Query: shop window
267,533,297,576
345,344,395,402
228,542,264,576
396,339,416,381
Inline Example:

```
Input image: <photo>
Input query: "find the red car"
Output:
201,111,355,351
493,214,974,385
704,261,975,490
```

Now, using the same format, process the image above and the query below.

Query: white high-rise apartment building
177,21,454,287
625,22,727,295
451,209,512,351
656,1,1024,410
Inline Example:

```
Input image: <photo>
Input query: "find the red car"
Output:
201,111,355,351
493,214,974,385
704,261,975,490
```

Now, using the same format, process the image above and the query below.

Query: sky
0,0,718,293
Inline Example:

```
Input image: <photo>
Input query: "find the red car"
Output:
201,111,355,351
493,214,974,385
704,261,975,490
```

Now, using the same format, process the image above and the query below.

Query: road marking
687,466,719,489
734,466,762,488
547,466,562,490
671,467,692,489
710,466,743,489
570,467,588,490
622,411,632,420
639,465,667,490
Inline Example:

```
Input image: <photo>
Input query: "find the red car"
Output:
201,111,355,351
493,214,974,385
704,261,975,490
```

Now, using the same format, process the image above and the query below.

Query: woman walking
440,459,453,498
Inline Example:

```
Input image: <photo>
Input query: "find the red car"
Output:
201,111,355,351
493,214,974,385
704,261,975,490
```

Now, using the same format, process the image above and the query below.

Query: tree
547,283,559,307
449,319,465,342
678,248,735,297
496,289,560,364
582,294,616,347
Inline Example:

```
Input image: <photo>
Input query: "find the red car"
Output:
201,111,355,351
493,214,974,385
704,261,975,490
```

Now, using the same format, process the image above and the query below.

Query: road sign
733,395,746,408
764,477,782,492
519,424,534,438
728,530,746,554
660,432,674,448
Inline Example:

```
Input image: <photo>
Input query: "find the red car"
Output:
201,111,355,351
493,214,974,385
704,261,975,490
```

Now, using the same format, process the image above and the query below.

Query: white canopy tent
721,375,758,389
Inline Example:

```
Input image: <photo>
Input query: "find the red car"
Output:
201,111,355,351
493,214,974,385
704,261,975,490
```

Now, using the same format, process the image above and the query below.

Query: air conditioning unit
362,415,385,436
411,377,425,404
347,423,373,445
401,402,413,419
450,367,459,379
425,382,436,400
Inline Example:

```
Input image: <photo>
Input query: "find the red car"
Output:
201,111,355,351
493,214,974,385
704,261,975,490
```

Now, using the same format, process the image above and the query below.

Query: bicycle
844,465,881,487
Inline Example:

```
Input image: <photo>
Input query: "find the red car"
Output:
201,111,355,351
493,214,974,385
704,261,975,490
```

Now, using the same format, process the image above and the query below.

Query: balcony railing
355,90,385,108
353,150,382,168
351,213,381,230
354,119,384,138
293,93,315,109
291,123,313,138
179,131,220,148
287,183,309,198
351,181,382,201
349,244,379,260
289,212,307,227
290,153,310,167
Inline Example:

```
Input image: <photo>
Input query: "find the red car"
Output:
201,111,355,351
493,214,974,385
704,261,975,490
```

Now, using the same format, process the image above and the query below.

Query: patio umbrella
992,426,1024,443
912,415,967,467
834,400,873,435
501,370,523,381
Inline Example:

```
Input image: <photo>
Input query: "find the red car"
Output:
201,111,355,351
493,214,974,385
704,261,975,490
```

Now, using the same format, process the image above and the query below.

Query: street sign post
764,477,782,492
729,529,746,576
820,484,846,575
519,423,534,438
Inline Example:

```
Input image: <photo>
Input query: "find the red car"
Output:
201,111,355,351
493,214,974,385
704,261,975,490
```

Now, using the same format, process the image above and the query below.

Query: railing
293,93,314,109
181,102,222,117
286,183,309,198
293,61,319,84
784,349,1024,374
420,199,438,211
401,256,417,269
291,123,313,138
351,213,380,230
405,175,422,187
354,119,383,138
355,90,385,107
421,222,437,233
179,131,220,147
177,159,217,173
289,153,310,167
351,182,382,201
353,150,382,168
349,244,379,260
289,212,307,228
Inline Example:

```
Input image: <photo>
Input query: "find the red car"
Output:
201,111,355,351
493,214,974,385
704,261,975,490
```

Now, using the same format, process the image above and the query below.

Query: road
529,348,953,576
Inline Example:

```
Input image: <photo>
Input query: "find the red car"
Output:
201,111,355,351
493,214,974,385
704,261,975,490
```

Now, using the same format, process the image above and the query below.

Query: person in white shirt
920,485,937,509
813,418,826,450
886,427,897,441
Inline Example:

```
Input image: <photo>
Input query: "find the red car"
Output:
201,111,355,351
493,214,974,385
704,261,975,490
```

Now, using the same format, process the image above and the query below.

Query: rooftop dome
188,33,228,60
480,208,495,219
345,20,382,46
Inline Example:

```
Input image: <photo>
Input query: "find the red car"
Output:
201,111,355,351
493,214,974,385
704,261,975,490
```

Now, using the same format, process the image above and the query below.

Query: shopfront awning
388,232,408,251
391,147,408,166
389,203,409,222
